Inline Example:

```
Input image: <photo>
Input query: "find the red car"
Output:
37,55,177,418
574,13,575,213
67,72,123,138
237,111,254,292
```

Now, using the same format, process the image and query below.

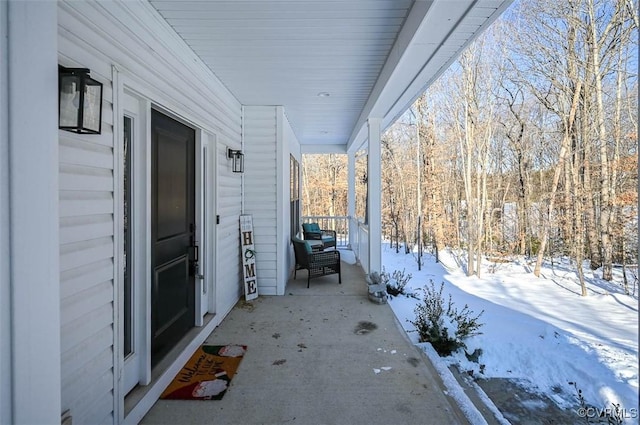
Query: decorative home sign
239,214,258,301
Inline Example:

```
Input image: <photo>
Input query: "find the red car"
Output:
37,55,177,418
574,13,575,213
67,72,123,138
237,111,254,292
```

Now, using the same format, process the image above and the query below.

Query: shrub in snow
409,280,484,356
385,268,414,298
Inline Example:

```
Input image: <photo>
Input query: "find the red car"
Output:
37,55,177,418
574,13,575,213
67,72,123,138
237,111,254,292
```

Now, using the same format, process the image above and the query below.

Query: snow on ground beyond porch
378,244,639,421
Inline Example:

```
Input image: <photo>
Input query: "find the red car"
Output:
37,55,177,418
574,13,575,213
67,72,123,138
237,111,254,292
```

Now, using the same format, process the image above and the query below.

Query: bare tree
299,0,637,290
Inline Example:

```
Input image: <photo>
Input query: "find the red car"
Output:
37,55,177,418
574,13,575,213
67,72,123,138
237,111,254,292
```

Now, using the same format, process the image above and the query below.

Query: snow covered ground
368,244,638,423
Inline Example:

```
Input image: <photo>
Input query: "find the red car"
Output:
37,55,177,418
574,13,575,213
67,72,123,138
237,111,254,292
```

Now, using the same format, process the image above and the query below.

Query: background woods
302,0,638,292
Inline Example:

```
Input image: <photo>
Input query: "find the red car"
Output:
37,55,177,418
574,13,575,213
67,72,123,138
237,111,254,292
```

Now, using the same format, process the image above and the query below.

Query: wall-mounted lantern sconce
59,66,103,134
227,148,244,173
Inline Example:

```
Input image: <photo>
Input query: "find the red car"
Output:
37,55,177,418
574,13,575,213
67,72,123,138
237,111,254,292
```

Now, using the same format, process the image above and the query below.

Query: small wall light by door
58,66,103,134
227,148,244,173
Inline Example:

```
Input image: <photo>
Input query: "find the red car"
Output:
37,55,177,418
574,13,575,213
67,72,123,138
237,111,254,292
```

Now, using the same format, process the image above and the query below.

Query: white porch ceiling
149,0,512,152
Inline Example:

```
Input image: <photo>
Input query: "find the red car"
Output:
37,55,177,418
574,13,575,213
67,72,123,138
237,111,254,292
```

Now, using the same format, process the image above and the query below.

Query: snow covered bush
385,269,414,298
409,280,484,356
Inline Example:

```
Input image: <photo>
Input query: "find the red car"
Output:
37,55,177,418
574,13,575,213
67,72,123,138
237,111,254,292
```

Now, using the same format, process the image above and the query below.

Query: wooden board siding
243,106,278,295
57,1,242,423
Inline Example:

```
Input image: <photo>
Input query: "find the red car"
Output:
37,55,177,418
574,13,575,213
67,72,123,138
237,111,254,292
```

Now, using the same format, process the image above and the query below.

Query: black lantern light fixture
58,66,103,134
227,148,244,173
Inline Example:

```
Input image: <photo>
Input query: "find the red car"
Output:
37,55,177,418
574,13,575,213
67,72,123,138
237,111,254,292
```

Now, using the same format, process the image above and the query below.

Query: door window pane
124,116,133,358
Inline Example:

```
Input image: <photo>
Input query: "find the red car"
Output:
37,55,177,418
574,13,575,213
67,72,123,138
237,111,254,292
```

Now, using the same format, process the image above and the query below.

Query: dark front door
151,110,196,365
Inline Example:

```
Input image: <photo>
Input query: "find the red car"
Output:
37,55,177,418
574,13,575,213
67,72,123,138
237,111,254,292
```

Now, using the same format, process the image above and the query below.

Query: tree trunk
571,122,587,296
533,9,584,277
534,80,581,277
587,0,617,281
583,137,601,269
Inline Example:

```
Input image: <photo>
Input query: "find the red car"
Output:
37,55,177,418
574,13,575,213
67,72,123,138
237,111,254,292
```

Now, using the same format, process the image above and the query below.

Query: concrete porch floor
140,255,471,424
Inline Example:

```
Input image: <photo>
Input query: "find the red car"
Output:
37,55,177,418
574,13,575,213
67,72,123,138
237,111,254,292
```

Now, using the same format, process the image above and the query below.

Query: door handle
189,244,199,277
190,244,199,262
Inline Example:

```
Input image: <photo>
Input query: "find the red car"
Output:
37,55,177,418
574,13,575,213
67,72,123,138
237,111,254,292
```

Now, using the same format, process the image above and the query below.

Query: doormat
160,345,247,400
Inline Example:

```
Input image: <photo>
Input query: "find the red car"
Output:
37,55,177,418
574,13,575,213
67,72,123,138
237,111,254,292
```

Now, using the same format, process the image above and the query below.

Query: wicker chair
292,237,341,288
301,223,337,249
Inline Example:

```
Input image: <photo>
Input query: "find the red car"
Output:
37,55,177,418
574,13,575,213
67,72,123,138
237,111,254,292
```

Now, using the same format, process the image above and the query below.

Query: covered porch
1,1,513,424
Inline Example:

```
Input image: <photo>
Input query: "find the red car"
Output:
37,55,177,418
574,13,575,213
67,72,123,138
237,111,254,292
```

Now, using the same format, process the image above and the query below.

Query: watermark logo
576,405,638,422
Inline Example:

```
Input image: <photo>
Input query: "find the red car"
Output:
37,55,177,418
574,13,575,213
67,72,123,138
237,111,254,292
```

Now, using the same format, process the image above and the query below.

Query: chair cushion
302,223,321,233
293,235,313,253
321,236,335,245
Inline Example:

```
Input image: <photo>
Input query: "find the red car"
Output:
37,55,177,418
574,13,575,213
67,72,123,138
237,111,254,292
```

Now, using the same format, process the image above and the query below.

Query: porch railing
301,215,349,247
301,215,371,274
354,219,368,272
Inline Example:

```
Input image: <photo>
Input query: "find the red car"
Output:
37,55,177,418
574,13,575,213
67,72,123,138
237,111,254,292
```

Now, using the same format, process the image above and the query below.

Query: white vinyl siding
281,112,302,285
243,107,301,295
244,106,278,295
57,1,242,423
58,69,116,424
215,143,244,312
0,1,8,417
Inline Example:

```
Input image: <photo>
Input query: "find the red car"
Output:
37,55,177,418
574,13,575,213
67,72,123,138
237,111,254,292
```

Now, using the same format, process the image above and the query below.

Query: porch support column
0,2,9,423
347,151,356,248
6,2,61,424
367,118,382,274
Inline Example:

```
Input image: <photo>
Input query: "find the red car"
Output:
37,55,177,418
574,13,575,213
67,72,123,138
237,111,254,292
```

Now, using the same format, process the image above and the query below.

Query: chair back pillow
302,223,321,233
292,235,312,253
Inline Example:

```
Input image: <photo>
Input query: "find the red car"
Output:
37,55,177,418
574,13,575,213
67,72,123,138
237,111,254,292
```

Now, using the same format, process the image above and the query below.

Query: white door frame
113,70,154,421
196,135,217,325
118,90,150,396
114,72,217,422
